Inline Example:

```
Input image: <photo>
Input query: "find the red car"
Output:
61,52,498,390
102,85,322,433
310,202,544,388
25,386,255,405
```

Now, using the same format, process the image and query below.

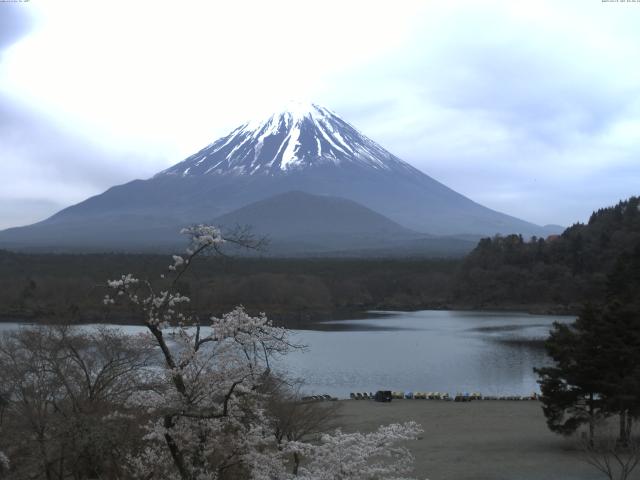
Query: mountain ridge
0,102,561,252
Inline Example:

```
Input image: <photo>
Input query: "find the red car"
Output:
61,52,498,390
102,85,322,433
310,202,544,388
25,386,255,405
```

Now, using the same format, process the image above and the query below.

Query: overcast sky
1,0,639,229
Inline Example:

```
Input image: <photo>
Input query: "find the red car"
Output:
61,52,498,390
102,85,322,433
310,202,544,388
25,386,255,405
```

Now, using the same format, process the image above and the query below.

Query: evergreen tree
598,245,640,445
535,306,608,443
536,244,640,444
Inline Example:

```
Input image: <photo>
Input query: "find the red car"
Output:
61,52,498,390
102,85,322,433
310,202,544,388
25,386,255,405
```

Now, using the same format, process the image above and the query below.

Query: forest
1,196,638,327
0,254,458,327
454,196,640,309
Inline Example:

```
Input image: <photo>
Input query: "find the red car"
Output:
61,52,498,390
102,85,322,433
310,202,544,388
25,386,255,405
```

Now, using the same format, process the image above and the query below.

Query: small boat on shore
349,390,539,401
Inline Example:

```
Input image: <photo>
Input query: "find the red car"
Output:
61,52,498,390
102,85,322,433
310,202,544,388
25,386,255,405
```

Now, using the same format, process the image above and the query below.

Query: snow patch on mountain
158,102,417,177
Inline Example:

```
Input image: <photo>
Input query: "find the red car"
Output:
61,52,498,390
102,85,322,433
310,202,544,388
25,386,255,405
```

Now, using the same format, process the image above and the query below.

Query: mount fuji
161,102,417,177
0,102,559,253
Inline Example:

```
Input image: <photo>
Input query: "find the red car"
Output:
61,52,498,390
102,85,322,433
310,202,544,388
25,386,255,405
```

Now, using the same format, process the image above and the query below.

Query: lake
1,310,573,399
273,310,573,398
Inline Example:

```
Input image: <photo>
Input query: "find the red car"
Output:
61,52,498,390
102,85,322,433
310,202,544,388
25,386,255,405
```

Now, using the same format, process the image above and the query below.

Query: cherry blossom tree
288,422,423,480
104,225,424,480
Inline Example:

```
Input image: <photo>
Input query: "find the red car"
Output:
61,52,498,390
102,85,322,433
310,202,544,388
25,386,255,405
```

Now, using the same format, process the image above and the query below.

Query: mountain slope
214,191,418,238
211,191,424,254
0,102,558,252
212,191,477,256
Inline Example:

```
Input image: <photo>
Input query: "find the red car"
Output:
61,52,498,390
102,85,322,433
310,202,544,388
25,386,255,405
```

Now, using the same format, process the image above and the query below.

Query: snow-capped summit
0,101,561,252
159,102,416,177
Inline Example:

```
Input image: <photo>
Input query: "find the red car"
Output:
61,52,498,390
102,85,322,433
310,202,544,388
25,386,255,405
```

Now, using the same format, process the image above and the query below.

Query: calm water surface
273,310,573,398
1,310,573,399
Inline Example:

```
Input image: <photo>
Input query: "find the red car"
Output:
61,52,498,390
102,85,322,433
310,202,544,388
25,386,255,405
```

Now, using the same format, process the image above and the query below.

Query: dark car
374,390,392,402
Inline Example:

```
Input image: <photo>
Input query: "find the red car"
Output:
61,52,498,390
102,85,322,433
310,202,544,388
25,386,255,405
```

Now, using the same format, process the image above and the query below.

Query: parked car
374,390,393,402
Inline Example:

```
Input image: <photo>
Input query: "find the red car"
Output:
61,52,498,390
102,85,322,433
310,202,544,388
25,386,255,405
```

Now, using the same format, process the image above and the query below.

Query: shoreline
0,303,576,328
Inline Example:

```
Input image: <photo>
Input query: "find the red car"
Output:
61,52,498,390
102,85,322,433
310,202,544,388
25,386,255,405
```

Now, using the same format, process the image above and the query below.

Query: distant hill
214,190,418,239
213,191,475,256
453,196,640,310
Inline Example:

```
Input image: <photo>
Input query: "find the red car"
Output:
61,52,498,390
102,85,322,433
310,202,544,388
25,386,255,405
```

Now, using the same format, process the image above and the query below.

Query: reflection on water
1,310,573,399
272,310,573,398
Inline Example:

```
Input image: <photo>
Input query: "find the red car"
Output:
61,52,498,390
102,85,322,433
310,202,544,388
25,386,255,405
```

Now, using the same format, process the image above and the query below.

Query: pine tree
536,244,640,444
535,306,608,443
598,245,640,445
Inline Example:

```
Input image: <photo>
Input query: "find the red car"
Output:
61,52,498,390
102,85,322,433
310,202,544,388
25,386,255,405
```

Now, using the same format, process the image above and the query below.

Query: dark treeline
454,196,640,311
0,253,457,327
2,196,638,326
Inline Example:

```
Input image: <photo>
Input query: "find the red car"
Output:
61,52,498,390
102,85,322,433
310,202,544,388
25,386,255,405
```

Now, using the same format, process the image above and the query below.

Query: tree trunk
164,415,191,480
293,452,300,475
588,393,595,447
37,433,53,480
619,410,629,447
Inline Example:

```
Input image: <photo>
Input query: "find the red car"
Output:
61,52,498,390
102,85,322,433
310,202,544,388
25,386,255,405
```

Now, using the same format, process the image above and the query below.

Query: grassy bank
335,399,601,480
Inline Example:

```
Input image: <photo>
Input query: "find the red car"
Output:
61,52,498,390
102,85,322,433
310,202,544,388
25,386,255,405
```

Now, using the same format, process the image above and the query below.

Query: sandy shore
335,399,603,480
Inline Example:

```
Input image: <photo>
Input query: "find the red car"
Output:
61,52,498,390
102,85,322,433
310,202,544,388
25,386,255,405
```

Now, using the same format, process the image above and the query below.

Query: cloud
0,93,169,228
0,3,33,51
320,1,640,225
